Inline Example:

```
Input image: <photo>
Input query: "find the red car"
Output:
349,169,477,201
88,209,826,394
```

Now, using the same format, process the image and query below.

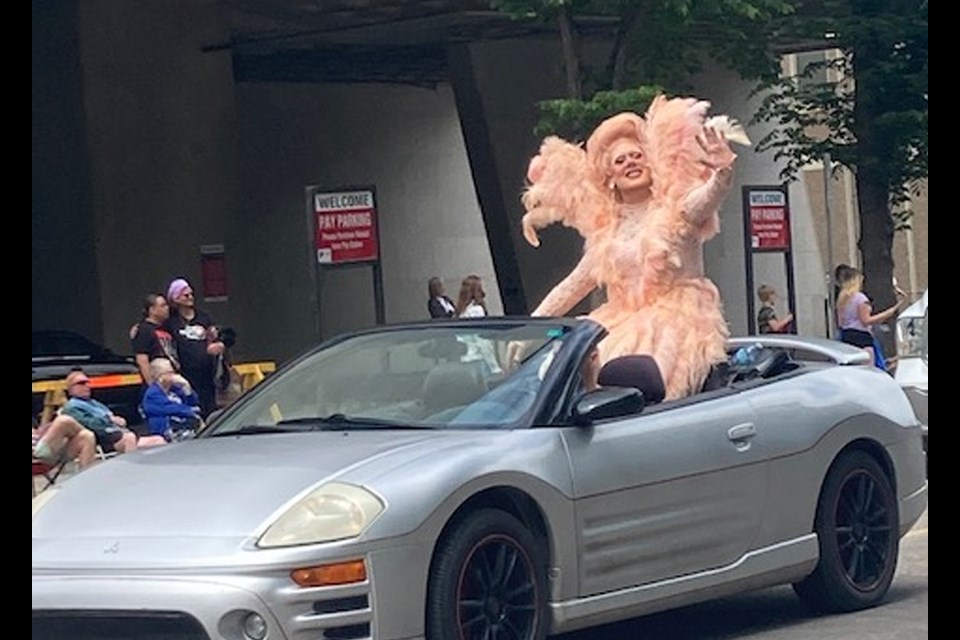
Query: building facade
33,1,927,366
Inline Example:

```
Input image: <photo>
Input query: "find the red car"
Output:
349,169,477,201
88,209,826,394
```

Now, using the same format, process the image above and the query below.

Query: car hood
33,430,490,566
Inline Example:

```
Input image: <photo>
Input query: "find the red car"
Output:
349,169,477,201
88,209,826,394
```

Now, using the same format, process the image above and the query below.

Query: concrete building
32,0,927,366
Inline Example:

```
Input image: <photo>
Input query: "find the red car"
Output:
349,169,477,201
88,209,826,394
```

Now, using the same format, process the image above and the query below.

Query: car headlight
257,482,384,548
896,316,926,358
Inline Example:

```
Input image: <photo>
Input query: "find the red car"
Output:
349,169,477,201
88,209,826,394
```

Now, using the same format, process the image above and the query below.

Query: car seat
597,355,666,404
421,362,489,416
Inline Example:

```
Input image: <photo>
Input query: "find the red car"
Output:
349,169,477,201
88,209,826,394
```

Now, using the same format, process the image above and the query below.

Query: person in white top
456,274,489,318
454,274,501,374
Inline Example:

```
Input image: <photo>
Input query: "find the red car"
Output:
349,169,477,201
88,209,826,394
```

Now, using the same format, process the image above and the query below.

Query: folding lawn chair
32,458,66,497
32,421,68,497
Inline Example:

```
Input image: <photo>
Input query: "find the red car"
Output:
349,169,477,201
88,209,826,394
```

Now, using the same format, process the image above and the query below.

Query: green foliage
751,0,928,206
534,86,664,139
490,0,794,137
490,0,926,331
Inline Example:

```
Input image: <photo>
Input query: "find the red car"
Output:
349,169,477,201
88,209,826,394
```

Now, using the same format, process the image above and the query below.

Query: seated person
142,358,203,441
57,370,166,455
579,346,602,393
33,414,97,470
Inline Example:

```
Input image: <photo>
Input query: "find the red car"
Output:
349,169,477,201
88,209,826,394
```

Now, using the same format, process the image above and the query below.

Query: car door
561,391,768,596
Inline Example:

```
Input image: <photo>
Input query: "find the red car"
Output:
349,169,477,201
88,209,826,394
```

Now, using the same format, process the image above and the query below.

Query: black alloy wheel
793,450,899,613
427,508,547,640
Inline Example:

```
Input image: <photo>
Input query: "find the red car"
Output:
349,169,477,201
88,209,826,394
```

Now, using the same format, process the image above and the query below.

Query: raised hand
696,126,736,171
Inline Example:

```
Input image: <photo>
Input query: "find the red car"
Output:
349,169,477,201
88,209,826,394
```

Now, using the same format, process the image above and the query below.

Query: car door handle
727,423,757,442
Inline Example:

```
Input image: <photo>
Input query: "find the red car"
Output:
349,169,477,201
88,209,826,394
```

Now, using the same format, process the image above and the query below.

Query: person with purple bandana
163,277,225,418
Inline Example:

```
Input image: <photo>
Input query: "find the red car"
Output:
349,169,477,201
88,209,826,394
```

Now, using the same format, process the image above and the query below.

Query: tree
752,0,928,355
490,0,794,138
491,0,928,358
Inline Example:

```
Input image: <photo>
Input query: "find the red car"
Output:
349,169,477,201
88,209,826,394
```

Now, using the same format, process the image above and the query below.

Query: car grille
32,610,209,640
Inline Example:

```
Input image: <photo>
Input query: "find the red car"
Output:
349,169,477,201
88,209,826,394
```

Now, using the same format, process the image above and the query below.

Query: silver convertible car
32,318,928,640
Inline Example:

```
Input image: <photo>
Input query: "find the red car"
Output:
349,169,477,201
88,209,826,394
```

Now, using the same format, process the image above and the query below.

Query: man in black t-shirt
131,293,179,384
164,278,225,418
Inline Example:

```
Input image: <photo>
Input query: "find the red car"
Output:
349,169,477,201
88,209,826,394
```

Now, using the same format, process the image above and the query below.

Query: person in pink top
836,267,905,365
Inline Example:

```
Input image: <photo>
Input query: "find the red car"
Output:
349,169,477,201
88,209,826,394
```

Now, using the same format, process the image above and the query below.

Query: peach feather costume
521,95,750,400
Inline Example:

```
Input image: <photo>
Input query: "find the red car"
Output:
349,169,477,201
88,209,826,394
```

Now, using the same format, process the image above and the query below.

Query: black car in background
32,330,144,427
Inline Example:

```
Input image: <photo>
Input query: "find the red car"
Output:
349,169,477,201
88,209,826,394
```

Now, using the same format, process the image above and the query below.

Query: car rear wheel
793,450,899,613
426,508,547,640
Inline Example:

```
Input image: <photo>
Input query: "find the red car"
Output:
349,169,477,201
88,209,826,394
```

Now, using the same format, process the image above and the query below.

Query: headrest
598,354,666,404
418,338,469,361
422,363,487,412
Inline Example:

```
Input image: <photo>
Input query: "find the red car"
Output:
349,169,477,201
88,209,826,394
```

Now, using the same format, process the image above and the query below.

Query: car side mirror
573,387,645,426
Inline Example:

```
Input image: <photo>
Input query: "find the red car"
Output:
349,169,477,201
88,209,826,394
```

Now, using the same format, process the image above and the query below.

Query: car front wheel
793,450,899,613
426,508,547,640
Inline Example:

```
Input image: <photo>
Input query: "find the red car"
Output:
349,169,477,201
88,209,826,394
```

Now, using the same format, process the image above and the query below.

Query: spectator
131,293,179,385
579,345,602,393
452,275,501,375
164,277,225,418
59,370,166,454
456,274,489,318
427,277,456,319
756,284,794,334
836,266,905,367
835,263,899,370
141,357,202,442
833,264,855,305
33,412,97,471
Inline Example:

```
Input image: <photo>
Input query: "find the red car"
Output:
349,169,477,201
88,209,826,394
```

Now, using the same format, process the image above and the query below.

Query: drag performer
520,95,750,399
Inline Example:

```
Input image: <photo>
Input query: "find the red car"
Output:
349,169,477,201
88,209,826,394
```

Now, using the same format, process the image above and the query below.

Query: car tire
426,508,548,640
793,450,899,613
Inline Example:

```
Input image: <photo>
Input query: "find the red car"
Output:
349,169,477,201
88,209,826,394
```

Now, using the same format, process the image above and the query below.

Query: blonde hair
757,284,776,304
836,268,864,314
585,112,647,189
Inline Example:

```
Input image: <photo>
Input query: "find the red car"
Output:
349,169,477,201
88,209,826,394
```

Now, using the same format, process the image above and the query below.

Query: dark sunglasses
71,380,91,386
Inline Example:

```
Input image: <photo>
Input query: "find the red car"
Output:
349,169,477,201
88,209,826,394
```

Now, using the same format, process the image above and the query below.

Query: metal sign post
823,153,835,339
742,185,797,335
305,185,385,339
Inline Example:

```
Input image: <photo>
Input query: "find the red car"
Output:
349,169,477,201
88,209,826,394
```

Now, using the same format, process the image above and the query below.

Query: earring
608,181,615,190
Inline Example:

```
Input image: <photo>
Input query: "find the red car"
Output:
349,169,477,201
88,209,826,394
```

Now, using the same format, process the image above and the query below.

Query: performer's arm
682,125,736,226
682,164,734,225
531,254,596,317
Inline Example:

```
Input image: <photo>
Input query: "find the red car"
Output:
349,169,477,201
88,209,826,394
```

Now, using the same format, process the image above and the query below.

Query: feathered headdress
519,94,750,247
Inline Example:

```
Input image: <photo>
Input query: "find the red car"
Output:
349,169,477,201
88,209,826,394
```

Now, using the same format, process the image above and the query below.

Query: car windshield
206,323,574,435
